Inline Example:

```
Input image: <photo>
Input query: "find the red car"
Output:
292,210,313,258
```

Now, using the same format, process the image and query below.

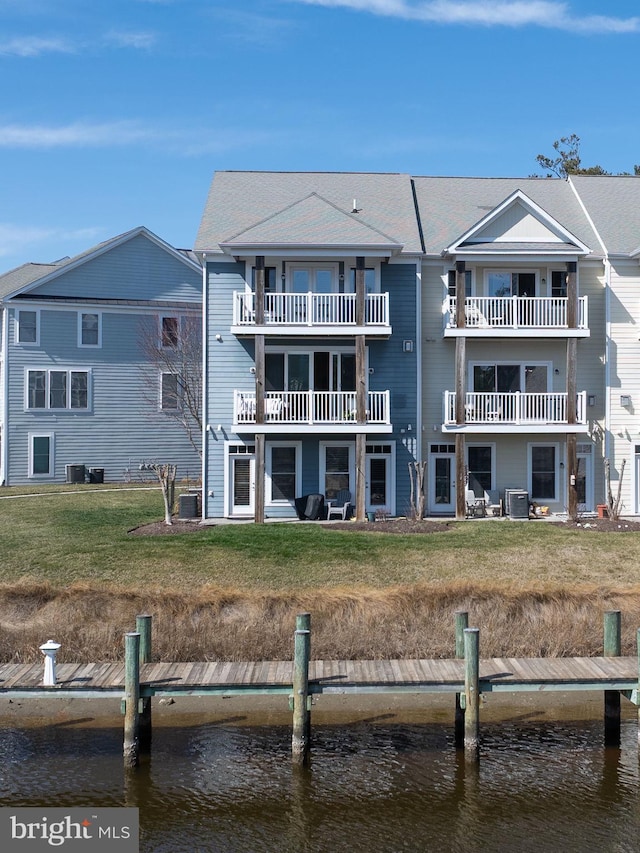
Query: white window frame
17,309,39,345
484,269,539,298
28,432,54,478
528,442,560,502
466,442,496,496
265,345,365,392
266,441,302,506
287,264,340,293
319,440,355,500
25,368,91,411
78,311,102,348
468,361,551,393
159,372,180,410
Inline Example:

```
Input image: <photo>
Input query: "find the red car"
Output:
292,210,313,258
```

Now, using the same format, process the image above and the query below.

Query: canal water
0,698,639,852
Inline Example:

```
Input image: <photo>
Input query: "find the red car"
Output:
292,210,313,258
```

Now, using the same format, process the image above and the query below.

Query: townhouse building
195,170,640,521
195,171,423,521
0,227,202,486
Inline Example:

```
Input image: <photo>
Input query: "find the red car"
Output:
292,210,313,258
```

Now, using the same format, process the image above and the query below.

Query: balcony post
455,261,466,329
255,255,265,326
566,261,577,330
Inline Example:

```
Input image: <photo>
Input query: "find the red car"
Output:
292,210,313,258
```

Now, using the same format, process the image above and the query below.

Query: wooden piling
136,615,152,752
464,627,480,763
123,632,140,768
604,610,621,747
296,613,311,736
454,611,468,749
292,627,311,765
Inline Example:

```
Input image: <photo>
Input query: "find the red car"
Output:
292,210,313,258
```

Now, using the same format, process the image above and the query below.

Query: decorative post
464,627,480,763
136,615,152,752
292,626,311,766
124,632,141,768
603,610,621,747
39,640,61,687
454,611,469,748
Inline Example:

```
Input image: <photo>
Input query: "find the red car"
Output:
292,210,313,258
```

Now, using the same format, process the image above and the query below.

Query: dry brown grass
3,581,640,664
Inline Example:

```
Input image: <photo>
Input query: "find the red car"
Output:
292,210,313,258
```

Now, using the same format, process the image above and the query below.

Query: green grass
2,486,640,592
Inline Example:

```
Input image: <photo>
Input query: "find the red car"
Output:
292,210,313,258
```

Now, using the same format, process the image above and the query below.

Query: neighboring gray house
0,227,202,486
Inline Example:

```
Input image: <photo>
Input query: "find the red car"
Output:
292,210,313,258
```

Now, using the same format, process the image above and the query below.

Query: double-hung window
17,310,38,344
27,369,89,410
79,312,101,347
160,373,179,410
267,443,301,504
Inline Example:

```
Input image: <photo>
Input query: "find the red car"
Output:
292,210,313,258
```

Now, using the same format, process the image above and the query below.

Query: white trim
466,441,497,494
527,441,560,502
365,442,396,515
224,440,257,518
77,310,102,348
319,440,355,498
1,306,8,484
24,367,92,412
265,441,302,506
446,189,591,256
28,431,54,478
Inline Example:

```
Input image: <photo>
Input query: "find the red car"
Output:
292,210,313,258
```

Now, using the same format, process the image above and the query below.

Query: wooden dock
2,611,638,767
0,655,637,699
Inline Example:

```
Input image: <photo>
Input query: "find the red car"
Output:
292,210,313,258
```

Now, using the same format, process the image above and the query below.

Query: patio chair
465,488,486,518
326,489,353,521
486,490,503,516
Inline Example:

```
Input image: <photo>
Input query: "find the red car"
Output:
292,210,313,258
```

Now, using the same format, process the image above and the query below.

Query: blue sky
1,0,639,271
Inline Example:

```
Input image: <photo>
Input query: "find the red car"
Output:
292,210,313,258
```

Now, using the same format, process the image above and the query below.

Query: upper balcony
231,291,391,337
233,389,391,434
442,391,588,434
444,296,589,338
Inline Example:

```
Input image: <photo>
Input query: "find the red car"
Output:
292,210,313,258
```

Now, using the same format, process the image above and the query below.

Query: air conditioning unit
65,464,86,484
507,489,529,519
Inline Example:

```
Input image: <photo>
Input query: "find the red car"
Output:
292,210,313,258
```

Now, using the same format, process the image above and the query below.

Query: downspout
603,256,611,478
200,254,208,519
1,304,8,485
415,258,422,462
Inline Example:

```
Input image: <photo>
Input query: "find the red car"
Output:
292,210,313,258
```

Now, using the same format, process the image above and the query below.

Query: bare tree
408,461,426,520
138,312,203,458
605,458,626,521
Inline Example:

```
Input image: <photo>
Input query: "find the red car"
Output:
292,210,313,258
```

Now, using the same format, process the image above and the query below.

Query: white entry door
429,444,456,514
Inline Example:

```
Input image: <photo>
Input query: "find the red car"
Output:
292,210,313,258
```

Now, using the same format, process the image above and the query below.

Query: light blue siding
30,234,201,303
4,234,202,486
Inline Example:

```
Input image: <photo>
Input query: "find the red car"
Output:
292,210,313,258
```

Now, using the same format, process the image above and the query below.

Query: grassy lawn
1,486,640,592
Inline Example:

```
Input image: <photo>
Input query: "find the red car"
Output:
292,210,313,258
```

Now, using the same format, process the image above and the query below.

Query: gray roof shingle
195,171,423,255
570,175,640,255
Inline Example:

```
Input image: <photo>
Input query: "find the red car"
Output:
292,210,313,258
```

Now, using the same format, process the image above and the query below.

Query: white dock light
40,639,61,686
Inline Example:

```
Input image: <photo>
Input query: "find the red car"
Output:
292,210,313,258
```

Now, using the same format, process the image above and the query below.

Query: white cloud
0,121,158,149
0,36,75,57
0,224,102,261
289,1,640,33
104,30,157,50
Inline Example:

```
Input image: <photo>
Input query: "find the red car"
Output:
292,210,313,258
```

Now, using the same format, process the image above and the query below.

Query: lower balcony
233,390,391,434
443,391,588,433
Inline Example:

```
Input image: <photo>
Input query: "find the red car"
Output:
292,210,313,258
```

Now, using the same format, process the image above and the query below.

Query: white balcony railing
443,391,587,426
234,390,390,425
233,292,390,327
445,296,588,330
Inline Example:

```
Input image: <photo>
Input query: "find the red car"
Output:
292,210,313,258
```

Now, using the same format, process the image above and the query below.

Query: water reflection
0,713,639,852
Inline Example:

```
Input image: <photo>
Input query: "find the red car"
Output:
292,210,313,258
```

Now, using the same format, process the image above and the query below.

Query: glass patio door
429,445,456,513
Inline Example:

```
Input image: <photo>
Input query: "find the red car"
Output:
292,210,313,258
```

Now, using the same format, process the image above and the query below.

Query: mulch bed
129,517,640,536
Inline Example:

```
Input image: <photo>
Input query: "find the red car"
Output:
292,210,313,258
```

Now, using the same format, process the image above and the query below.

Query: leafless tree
408,461,426,520
605,458,626,521
138,312,203,458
